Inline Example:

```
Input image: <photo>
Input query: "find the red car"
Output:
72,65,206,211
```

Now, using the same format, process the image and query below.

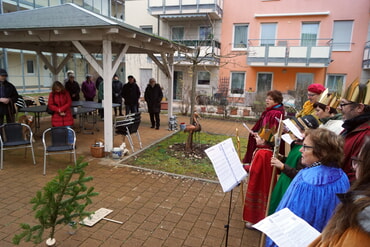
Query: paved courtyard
0,112,261,246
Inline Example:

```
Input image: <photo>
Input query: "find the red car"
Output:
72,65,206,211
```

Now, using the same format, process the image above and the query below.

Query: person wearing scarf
242,90,285,164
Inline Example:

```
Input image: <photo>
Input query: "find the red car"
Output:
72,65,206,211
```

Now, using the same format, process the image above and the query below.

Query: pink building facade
219,0,370,107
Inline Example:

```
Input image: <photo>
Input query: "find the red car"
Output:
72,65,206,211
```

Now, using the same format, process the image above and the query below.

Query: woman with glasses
266,128,350,247
308,137,370,246
296,83,326,118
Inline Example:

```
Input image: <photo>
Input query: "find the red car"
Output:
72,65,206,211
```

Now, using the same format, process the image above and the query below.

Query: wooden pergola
0,3,192,151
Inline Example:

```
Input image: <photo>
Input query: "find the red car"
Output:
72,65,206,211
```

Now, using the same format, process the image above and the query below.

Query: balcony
247,39,333,68
148,0,223,20
173,39,221,65
363,41,370,69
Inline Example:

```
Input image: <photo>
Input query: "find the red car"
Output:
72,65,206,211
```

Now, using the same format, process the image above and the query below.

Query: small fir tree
13,158,99,245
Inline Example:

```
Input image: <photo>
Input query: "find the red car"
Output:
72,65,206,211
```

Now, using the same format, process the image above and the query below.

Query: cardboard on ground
80,208,113,226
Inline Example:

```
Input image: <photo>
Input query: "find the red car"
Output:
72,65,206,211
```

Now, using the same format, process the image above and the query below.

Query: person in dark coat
0,69,19,125
112,74,123,116
64,72,80,101
144,78,163,129
122,75,141,115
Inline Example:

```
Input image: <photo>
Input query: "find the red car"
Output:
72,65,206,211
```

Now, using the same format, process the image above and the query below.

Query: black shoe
155,127,159,130
150,126,155,128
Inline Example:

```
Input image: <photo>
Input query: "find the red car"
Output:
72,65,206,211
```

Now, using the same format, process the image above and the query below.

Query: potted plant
229,106,238,115
12,158,99,246
243,108,250,116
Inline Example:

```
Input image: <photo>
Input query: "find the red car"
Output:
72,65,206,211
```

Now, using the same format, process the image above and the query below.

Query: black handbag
46,94,55,115
46,106,54,115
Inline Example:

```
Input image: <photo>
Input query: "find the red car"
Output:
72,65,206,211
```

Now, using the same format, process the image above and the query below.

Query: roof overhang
0,3,193,55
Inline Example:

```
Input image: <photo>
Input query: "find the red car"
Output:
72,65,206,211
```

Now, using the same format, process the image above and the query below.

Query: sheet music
283,119,303,140
281,133,294,145
205,138,247,192
253,208,320,247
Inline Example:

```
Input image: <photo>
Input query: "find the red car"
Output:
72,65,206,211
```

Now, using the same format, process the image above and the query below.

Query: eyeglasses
302,144,314,151
351,156,362,169
307,93,317,97
339,102,355,108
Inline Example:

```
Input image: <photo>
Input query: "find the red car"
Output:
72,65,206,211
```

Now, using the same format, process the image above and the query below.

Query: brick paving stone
183,235,205,247
163,236,185,247
0,113,262,247
142,236,165,247
120,237,145,247
100,237,123,247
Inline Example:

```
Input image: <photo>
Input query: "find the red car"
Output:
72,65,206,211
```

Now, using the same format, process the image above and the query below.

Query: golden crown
317,88,341,109
342,78,370,105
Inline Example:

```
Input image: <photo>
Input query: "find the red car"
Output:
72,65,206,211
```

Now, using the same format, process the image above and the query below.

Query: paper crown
317,88,341,109
342,78,370,105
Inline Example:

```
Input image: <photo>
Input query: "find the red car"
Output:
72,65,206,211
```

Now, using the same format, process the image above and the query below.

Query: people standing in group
296,83,326,118
339,79,370,182
64,71,80,102
313,90,343,135
81,74,96,102
268,115,319,214
122,75,141,115
95,76,103,91
308,137,370,247
265,128,350,247
47,81,74,143
242,90,285,164
0,69,19,125
144,78,163,130
112,74,123,116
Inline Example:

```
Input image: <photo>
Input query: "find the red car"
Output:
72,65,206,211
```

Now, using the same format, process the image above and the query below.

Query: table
71,107,97,134
19,105,47,133
71,101,120,109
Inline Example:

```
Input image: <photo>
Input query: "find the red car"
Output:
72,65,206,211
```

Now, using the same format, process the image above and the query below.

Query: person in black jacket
122,75,141,115
112,74,123,116
144,78,163,129
64,72,80,102
0,69,19,125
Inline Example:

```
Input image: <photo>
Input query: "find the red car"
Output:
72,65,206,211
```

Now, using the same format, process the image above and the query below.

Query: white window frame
326,74,345,94
199,26,212,40
230,72,246,96
171,26,184,41
301,22,319,46
332,20,353,51
232,24,249,50
260,23,277,47
256,72,273,93
26,60,35,74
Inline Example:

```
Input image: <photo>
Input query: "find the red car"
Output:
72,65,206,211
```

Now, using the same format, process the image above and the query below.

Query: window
197,71,210,85
233,24,248,49
295,73,314,107
141,26,153,34
326,75,344,94
199,26,212,40
261,23,277,46
171,26,184,40
26,60,34,74
332,21,353,51
257,73,272,93
301,22,319,46
230,72,245,94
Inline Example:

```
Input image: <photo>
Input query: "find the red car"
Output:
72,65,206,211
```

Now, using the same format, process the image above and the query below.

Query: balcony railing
174,39,221,49
148,0,223,20
247,38,333,68
363,41,370,69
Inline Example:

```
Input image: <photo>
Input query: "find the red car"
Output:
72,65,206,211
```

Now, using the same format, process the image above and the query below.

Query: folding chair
0,123,36,169
42,127,76,175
